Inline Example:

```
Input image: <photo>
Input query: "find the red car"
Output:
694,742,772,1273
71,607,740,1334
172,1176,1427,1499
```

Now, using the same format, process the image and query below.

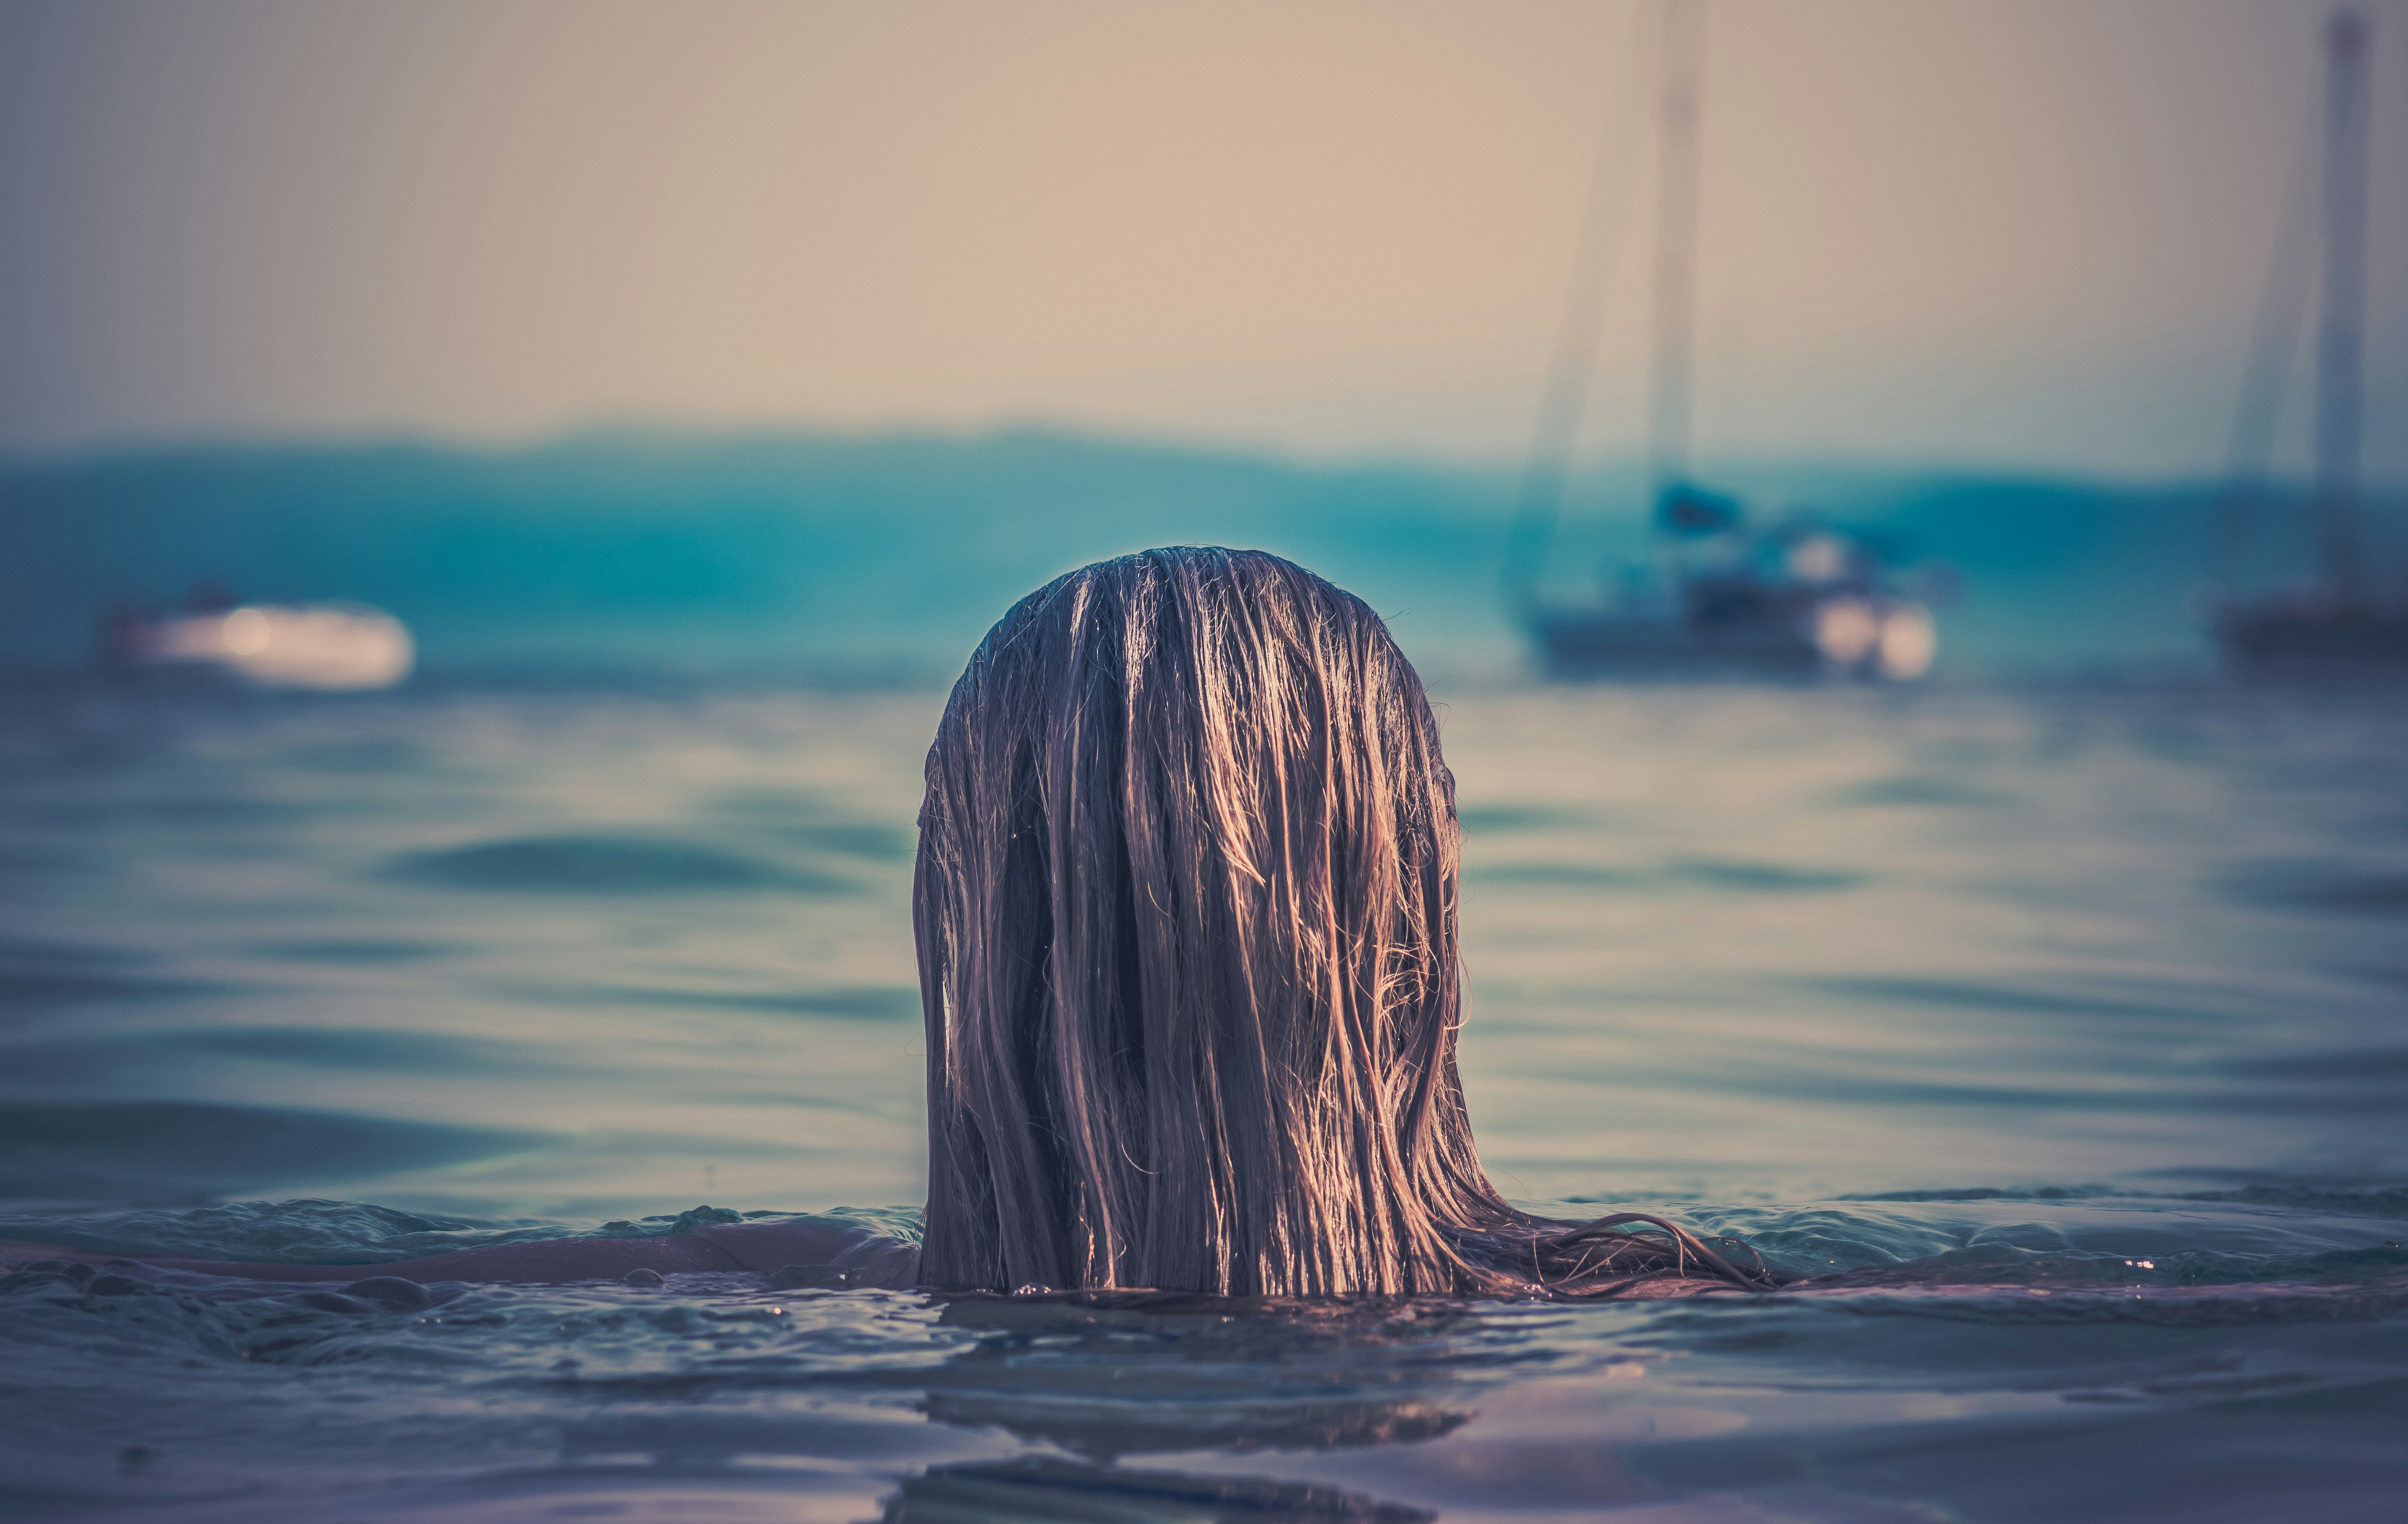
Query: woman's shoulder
687,1215,921,1288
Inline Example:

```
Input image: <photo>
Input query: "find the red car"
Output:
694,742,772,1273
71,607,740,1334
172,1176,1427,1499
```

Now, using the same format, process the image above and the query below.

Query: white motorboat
104,599,415,691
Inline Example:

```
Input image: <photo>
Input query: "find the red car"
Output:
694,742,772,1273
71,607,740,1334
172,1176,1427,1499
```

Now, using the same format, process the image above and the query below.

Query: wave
489,979,920,1020
1468,857,1869,893
0,1102,547,1203
2221,859,2408,916
384,835,854,895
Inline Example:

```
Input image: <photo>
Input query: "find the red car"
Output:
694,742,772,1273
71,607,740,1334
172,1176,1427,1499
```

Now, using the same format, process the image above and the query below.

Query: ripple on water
1828,774,2020,808
1454,803,1605,834
0,1026,563,1090
384,835,854,895
703,790,916,860
1804,975,2239,1026
0,935,228,1024
495,979,920,1020
764,823,916,861
699,985,919,1020
0,1100,549,1202
1465,862,1645,889
1664,1195,2408,1287
279,738,427,774
246,938,456,963
887,1459,1436,1524
0,935,150,972
0,970,230,1022
2220,859,2408,916
1668,858,1869,892
1468,858,1867,893
2227,1047,2408,1080
2178,1183,2408,1218
0,1197,490,1262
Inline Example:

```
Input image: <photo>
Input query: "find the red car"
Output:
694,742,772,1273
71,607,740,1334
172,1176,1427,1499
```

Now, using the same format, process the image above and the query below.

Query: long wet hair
913,548,1767,1296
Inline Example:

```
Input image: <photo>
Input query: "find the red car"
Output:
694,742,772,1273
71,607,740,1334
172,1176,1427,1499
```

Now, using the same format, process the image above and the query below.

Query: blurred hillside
2,429,2389,681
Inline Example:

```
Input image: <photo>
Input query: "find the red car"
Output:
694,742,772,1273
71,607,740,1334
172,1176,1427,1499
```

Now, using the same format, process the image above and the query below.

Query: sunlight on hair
913,547,1773,1298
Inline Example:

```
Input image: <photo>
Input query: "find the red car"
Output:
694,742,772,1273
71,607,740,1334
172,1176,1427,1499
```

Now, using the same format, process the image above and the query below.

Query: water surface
2,675,2402,1522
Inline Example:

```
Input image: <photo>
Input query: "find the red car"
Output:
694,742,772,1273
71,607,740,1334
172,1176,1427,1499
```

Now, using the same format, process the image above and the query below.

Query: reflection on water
884,1457,1441,1523
0,675,2404,1521
386,834,847,895
916,1295,1483,1461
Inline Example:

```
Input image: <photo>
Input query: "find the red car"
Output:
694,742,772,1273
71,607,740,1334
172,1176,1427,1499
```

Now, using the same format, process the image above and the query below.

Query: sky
1,0,2404,480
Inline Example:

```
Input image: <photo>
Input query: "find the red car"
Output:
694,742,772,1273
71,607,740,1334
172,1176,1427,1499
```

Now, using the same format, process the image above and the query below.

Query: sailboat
2208,8,2408,681
1501,0,1937,683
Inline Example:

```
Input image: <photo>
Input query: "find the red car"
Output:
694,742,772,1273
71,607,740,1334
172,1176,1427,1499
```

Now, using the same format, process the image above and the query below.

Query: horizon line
3,415,2389,498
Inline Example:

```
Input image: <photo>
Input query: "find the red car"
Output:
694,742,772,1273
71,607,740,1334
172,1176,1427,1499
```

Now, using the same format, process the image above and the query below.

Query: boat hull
1533,612,1823,682
2215,604,2408,682
1531,593,1937,684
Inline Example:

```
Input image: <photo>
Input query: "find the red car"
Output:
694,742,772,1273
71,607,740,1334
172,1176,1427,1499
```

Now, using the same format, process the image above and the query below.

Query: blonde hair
913,548,1766,1296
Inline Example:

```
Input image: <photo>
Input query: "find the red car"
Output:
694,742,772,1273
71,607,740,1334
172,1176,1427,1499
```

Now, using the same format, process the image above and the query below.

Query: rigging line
1501,0,1657,617
1647,0,1707,498
2210,29,2331,591
2312,7,2371,598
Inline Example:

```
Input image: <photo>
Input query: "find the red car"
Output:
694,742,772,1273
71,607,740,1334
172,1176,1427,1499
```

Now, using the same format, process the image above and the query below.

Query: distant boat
1501,0,1939,683
103,590,414,691
2207,8,2408,681
1529,507,1939,682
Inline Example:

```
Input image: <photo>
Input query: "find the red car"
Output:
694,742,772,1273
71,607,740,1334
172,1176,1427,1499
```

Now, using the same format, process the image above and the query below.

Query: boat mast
1649,0,1707,502
1499,6,1651,618
2315,7,2371,602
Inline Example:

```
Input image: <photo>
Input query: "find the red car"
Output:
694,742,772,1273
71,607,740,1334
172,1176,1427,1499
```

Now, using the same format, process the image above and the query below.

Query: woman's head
912,547,1516,1295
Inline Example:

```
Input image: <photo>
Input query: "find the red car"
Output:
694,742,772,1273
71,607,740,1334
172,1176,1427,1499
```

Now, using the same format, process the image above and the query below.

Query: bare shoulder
687,1216,918,1282
1617,1275,1759,1299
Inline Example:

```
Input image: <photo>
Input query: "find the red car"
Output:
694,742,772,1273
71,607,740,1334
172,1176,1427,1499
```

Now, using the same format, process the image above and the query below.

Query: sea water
0,674,2402,1523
